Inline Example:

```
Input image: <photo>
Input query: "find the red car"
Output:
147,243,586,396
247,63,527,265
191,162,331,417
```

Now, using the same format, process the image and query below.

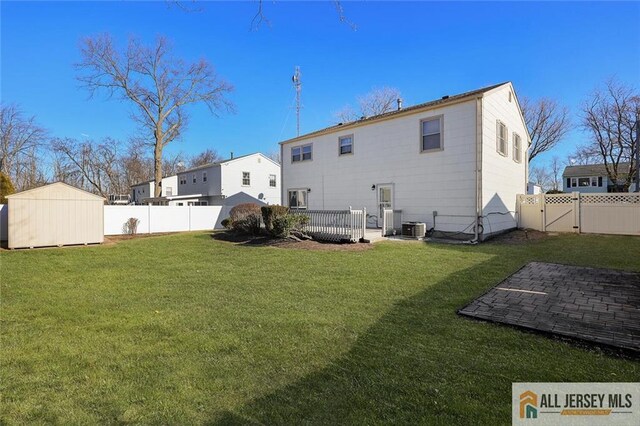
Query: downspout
472,95,484,243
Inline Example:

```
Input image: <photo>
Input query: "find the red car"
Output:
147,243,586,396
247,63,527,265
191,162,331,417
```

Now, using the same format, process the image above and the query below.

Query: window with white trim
496,121,508,156
242,172,250,186
339,135,353,155
192,174,196,184
269,174,277,187
420,116,443,152
203,171,207,182
578,177,591,187
513,132,522,163
571,177,577,187
288,189,308,209
292,144,312,162
591,177,598,187
180,176,187,185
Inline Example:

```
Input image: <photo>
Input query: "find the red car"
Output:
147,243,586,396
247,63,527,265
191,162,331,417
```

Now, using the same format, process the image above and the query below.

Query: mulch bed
487,229,550,244
211,231,373,251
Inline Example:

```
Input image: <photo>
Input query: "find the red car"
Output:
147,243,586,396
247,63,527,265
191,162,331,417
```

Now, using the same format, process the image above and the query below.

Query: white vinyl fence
517,192,640,236
291,208,367,242
104,205,231,235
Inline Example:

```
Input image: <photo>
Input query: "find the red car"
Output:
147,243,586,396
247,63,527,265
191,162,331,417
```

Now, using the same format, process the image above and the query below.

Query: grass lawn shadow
212,248,639,425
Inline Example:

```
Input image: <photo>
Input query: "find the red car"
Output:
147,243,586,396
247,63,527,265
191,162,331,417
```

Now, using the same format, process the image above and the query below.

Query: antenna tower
292,66,302,136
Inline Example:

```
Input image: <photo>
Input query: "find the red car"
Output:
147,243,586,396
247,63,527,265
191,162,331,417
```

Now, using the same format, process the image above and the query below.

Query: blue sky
2,1,639,167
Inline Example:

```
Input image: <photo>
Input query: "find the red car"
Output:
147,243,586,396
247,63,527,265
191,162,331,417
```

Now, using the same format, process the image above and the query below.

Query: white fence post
148,204,151,234
362,207,367,241
572,191,581,233
540,194,547,232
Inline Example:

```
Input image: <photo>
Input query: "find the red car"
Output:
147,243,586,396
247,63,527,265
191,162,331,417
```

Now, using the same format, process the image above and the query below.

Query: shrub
0,173,15,204
271,213,310,238
261,205,289,234
124,217,140,235
228,203,262,235
546,189,564,194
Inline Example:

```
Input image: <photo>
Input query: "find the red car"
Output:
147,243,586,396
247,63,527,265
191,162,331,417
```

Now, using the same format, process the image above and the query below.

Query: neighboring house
527,182,542,195
562,163,635,193
134,152,281,206
130,175,178,204
280,82,529,240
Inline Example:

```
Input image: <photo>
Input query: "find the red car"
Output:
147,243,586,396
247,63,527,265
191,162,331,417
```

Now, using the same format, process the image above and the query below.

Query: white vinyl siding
496,120,508,156
420,116,443,152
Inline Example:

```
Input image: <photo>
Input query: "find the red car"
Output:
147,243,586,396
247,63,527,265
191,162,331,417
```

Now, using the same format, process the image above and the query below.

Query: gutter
473,95,484,243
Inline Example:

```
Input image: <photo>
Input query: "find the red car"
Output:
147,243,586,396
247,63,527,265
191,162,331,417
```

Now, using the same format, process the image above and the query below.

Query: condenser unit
402,222,426,238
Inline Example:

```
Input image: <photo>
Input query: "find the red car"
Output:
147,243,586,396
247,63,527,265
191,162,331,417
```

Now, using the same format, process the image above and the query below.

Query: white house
280,82,529,240
131,175,178,204
133,152,281,207
562,163,635,193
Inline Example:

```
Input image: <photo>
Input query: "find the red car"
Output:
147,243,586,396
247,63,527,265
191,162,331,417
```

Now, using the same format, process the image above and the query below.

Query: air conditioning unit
402,222,426,238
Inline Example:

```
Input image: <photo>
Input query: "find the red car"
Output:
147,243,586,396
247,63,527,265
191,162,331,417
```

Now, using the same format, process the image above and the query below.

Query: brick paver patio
458,262,640,352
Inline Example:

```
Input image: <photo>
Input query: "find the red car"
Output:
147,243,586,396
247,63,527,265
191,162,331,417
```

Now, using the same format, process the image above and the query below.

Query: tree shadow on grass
209,250,634,425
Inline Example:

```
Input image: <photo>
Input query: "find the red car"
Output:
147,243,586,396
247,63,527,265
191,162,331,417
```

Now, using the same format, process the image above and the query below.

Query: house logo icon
520,390,538,419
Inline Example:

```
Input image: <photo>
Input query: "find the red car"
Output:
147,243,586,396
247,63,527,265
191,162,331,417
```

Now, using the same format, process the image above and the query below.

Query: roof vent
397,98,403,110
360,115,367,120
230,151,234,159
442,95,450,100
337,122,343,126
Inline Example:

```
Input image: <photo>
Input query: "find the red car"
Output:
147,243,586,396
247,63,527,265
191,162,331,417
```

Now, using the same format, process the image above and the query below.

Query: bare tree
76,34,233,197
334,87,402,123
266,149,281,164
581,78,639,191
0,104,48,189
188,148,220,168
520,97,571,162
530,165,551,192
51,137,128,197
548,156,563,191
162,151,188,177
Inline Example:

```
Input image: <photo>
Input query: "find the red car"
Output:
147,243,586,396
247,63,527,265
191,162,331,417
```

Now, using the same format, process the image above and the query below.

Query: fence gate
517,192,640,236
543,193,577,233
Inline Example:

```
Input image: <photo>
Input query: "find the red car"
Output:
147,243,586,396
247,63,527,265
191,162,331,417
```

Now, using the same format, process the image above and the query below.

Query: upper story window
203,171,207,182
496,120,508,156
513,133,522,163
288,189,308,210
420,116,443,152
242,172,251,186
269,174,277,187
339,135,353,155
192,174,197,184
292,144,312,162
179,176,187,185
166,187,173,196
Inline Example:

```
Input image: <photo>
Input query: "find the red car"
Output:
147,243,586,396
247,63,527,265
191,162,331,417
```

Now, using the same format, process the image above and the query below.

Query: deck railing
290,208,367,242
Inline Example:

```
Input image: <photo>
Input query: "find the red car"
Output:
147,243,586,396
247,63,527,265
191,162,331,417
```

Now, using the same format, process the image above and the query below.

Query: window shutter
598,176,602,187
567,178,571,188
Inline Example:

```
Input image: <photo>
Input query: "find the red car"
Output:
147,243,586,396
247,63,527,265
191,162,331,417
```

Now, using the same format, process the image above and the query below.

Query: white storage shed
7,182,105,249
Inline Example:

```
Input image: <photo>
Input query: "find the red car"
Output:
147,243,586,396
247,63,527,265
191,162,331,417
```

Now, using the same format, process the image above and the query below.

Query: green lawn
1,233,639,424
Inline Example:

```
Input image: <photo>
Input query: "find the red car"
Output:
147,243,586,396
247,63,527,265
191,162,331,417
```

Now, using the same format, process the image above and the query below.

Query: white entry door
377,184,393,227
